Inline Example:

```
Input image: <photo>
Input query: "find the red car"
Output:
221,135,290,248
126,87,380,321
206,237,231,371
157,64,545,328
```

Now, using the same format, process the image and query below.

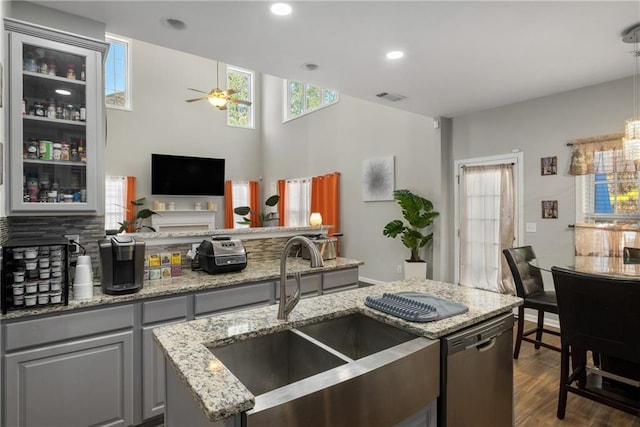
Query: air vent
376,92,406,102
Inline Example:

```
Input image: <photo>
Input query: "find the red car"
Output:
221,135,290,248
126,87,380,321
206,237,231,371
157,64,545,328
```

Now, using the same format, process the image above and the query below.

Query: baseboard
358,276,386,286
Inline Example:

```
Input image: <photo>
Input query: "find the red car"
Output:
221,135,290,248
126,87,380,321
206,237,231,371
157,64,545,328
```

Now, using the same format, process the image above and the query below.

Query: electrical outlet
396,264,402,274
65,234,80,254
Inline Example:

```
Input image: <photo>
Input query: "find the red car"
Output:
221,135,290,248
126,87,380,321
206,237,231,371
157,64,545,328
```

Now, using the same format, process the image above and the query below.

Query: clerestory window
284,80,338,122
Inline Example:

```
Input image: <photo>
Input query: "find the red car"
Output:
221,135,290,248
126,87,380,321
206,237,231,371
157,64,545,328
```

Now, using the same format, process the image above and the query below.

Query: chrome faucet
278,236,325,320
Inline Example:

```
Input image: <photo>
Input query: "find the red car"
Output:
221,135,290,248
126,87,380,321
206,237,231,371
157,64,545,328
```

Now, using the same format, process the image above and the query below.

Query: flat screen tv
151,154,225,196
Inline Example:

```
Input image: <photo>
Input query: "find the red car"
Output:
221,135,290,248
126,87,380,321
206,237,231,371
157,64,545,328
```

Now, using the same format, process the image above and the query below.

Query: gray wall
450,77,632,282
261,74,442,283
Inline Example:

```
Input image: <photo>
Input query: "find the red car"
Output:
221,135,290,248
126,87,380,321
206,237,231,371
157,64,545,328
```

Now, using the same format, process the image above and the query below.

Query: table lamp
309,212,323,226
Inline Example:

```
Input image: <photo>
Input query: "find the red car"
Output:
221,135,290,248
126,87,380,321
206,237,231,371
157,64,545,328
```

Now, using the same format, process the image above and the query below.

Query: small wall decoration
541,156,557,175
362,156,395,201
542,200,558,219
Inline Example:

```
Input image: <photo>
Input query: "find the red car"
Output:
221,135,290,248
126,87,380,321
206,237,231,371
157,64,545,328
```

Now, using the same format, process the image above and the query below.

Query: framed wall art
541,156,557,175
362,156,395,201
542,200,558,219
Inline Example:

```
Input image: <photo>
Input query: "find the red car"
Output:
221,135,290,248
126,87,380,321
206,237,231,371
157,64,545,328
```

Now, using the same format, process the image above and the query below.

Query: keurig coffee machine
99,236,145,295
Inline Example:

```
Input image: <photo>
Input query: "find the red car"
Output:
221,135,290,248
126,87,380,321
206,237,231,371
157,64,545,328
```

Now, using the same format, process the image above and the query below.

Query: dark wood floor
513,321,639,427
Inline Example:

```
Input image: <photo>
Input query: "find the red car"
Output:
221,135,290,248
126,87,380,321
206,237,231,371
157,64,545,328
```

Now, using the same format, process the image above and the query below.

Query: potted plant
233,195,280,227
118,197,159,233
383,189,439,278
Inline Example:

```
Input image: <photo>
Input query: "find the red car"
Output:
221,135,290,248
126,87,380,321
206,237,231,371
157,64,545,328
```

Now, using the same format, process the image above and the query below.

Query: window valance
567,133,624,176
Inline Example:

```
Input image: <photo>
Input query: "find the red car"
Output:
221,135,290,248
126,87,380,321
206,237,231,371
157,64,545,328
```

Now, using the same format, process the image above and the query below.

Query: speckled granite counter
1,257,362,320
153,279,522,422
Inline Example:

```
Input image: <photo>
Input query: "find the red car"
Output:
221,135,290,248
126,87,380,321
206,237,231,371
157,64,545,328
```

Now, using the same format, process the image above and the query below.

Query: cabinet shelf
23,159,87,167
23,115,86,127
23,70,86,86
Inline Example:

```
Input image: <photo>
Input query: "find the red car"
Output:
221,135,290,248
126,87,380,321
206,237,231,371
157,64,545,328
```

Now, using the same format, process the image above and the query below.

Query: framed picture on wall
541,156,557,175
362,156,395,201
542,200,558,219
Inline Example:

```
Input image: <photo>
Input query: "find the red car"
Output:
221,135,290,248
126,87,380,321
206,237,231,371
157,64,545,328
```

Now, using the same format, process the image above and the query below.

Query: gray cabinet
2,305,135,427
195,280,275,318
142,296,190,420
275,273,322,299
4,19,107,214
322,267,359,293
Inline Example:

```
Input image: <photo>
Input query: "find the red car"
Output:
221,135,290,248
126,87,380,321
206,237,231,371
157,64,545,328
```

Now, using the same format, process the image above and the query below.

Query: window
231,181,250,228
105,176,127,231
284,178,311,226
579,149,640,222
284,80,339,121
105,34,131,110
227,65,254,128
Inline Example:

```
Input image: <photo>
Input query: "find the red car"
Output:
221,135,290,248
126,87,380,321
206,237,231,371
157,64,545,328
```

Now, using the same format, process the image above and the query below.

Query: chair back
551,266,640,366
502,246,544,298
623,246,640,264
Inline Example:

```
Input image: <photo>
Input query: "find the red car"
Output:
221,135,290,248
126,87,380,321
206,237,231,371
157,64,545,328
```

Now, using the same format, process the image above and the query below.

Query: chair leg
534,310,545,350
514,306,525,359
557,344,569,419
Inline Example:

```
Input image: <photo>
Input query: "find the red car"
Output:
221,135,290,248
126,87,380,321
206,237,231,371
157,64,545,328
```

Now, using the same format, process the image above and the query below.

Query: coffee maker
99,236,145,295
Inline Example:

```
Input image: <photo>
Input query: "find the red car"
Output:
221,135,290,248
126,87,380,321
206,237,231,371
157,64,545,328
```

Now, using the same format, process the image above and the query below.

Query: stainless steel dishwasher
439,313,514,427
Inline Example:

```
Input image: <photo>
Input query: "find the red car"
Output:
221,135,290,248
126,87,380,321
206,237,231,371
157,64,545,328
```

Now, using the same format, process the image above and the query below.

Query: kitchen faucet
278,236,325,320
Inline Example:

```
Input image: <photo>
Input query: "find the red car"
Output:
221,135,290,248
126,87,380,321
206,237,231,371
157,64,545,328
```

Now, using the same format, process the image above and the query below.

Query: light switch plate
526,223,537,233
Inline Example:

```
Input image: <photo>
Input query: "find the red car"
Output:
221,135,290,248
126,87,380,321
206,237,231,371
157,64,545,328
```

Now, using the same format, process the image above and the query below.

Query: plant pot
404,260,426,279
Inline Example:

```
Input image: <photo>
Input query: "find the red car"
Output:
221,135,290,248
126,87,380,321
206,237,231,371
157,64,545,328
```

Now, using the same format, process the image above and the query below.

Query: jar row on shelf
24,139,87,162
23,99,86,122
23,54,85,81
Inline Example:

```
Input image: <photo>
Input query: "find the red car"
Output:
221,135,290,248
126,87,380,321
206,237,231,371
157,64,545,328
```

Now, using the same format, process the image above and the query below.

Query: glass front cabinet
5,19,108,214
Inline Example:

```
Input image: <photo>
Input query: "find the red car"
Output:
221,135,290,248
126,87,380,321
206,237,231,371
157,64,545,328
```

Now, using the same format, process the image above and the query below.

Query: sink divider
290,328,354,363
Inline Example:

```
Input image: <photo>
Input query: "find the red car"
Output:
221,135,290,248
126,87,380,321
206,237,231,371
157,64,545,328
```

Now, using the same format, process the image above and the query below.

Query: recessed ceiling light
162,17,186,30
55,89,71,96
270,3,292,16
386,51,404,60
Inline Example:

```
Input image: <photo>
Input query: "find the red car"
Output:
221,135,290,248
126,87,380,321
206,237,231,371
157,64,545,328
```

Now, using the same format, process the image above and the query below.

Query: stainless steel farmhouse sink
208,313,440,426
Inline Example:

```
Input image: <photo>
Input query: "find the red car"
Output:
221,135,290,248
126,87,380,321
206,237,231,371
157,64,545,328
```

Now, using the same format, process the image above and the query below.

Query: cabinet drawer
194,281,274,316
4,304,134,352
275,273,322,299
323,268,359,290
143,296,189,325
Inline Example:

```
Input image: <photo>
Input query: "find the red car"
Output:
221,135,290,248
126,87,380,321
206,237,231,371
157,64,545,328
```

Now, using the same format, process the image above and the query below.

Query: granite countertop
153,279,523,422
1,257,363,320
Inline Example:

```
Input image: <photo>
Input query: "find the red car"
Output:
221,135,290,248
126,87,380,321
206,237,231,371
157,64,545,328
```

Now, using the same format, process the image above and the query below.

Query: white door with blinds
454,153,523,294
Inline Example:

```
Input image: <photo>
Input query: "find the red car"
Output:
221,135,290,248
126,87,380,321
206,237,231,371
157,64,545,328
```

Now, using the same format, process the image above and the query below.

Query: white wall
261,74,442,283
1,0,8,218
451,77,632,281
105,40,262,229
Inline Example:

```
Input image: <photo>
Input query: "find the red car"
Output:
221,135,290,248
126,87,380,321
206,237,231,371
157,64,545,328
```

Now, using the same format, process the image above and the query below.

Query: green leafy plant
383,189,439,262
234,195,280,227
117,197,158,233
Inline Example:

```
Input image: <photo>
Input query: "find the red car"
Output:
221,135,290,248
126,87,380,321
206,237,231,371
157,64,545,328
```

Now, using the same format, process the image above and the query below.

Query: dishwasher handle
467,336,497,352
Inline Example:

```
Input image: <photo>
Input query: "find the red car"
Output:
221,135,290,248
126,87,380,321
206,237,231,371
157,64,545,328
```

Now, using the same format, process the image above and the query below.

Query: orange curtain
125,176,136,233
249,181,260,228
224,180,234,229
311,172,340,236
277,179,286,226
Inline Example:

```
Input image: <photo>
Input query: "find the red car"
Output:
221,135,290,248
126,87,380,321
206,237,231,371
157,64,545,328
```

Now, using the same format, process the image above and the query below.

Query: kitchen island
154,279,522,426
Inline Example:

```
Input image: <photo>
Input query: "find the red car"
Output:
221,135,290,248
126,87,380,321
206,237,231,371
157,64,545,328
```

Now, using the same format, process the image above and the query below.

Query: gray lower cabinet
5,330,134,427
194,280,275,318
141,296,190,421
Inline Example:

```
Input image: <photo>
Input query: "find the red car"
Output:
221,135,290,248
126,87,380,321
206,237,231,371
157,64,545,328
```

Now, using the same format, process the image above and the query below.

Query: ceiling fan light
208,96,227,108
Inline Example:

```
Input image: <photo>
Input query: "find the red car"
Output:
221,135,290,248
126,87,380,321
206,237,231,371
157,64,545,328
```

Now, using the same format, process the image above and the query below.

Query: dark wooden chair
551,266,640,418
623,246,640,264
502,246,560,359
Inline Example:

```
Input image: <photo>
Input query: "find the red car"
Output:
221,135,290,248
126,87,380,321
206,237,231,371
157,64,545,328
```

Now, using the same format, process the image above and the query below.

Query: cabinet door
194,280,274,318
6,23,106,214
4,331,134,427
142,320,186,420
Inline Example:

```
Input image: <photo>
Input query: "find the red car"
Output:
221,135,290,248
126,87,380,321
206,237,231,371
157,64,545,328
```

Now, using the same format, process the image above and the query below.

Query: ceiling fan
185,62,252,110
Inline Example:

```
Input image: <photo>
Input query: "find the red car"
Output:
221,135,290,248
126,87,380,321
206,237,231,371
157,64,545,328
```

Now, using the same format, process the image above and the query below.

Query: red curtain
224,180,234,229
125,176,136,233
249,181,260,227
277,179,286,226
311,172,340,236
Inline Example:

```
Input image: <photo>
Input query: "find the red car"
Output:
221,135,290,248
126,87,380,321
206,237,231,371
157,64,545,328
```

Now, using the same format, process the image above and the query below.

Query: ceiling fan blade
222,89,237,97
187,88,209,94
228,98,252,106
217,104,228,111
185,96,208,102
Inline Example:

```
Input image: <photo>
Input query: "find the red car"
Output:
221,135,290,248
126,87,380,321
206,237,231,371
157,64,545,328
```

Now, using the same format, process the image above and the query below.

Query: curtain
277,179,286,226
568,134,624,175
125,176,136,233
284,178,311,226
224,180,234,229
248,181,260,227
575,223,640,257
459,163,515,294
311,172,340,236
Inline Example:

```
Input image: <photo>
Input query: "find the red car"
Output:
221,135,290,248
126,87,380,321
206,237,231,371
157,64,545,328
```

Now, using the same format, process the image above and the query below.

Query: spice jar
39,59,48,74
66,64,76,79
60,142,70,161
33,102,45,117
78,140,86,162
48,61,57,76
26,140,38,159
70,142,79,162
52,143,62,161
24,54,37,72
47,102,56,119
80,64,86,81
